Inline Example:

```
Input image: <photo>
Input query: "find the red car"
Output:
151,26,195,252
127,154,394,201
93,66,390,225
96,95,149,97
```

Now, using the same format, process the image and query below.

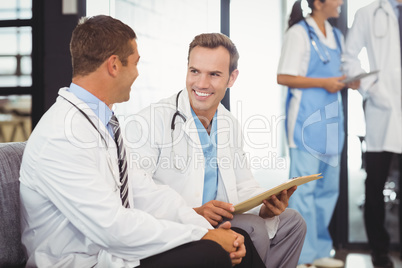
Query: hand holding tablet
341,70,379,84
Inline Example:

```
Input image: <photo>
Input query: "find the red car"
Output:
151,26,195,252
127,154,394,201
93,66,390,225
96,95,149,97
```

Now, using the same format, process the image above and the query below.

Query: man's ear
227,69,239,88
107,55,119,77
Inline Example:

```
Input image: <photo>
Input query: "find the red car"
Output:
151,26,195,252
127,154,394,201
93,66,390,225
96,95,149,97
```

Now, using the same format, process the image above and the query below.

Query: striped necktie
109,115,130,208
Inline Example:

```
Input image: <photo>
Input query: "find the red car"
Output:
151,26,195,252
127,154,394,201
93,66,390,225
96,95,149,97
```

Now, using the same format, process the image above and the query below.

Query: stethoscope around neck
303,20,342,65
170,90,190,171
62,95,122,191
171,90,187,131
373,0,390,38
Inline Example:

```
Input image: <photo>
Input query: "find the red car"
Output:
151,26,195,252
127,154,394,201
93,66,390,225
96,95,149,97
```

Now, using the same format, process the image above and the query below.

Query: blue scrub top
285,22,345,156
191,108,218,204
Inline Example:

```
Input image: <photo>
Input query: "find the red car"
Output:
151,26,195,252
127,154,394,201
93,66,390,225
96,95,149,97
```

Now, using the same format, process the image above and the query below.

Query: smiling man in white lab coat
17,15,265,268
124,33,307,268
343,1,402,267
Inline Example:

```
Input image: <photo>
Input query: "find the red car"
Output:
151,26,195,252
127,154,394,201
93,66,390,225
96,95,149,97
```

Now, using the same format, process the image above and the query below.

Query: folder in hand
233,174,323,214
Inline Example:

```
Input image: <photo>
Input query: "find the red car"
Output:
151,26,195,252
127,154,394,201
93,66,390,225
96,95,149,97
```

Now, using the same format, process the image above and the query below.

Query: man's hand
347,79,360,90
219,222,246,266
202,221,246,266
194,200,234,226
259,186,297,218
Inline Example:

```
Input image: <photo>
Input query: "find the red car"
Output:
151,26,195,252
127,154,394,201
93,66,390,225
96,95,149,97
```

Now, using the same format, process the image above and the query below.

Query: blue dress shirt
68,83,114,138
389,0,401,17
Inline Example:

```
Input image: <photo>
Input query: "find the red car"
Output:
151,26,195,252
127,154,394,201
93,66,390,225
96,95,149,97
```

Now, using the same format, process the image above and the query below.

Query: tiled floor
335,249,402,268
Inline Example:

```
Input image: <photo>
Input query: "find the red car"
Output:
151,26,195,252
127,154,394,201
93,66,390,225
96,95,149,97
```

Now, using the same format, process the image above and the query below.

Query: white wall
230,0,289,186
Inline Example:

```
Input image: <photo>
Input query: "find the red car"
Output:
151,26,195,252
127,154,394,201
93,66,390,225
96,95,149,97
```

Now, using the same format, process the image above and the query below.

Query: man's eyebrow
188,66,223,74
210,70,223,74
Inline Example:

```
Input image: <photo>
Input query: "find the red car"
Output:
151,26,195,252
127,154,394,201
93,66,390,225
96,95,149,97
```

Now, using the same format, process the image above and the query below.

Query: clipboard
233,174,323,214
342,70,379,84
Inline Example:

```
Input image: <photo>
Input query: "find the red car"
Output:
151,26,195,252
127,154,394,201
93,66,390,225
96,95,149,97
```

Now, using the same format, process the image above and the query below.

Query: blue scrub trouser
288,148,340,264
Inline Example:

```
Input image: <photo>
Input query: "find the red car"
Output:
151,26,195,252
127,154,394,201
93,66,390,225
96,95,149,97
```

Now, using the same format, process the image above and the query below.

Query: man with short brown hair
19,16,261,268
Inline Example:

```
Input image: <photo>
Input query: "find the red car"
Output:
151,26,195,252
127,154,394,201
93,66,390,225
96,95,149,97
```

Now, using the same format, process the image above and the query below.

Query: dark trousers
364,152,401,255
139,227,265,268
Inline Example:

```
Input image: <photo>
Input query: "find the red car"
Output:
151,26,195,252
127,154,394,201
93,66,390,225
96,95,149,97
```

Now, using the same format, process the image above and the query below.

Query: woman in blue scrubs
276,0,358,267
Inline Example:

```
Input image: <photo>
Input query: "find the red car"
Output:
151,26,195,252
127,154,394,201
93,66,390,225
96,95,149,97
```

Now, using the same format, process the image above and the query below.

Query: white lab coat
343,0,402,153
20,88,212,268
123,89,280,238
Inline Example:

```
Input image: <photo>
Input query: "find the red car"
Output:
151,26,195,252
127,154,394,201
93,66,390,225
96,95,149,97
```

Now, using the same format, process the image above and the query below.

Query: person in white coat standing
19,15,265,268
124,33,307,268
343,1,402,267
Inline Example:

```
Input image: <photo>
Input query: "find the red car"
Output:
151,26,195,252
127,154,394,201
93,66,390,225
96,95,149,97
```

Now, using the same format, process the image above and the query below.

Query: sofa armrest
0,142,27,267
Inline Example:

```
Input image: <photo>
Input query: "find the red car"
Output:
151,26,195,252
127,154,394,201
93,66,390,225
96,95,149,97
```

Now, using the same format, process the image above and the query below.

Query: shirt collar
388,0,401,17
190,107,218,141
68,83,113,129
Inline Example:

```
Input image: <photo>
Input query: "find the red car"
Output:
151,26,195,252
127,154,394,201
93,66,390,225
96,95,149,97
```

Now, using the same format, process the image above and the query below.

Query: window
0,0,33,143
0,27,32,87
0,0,32,20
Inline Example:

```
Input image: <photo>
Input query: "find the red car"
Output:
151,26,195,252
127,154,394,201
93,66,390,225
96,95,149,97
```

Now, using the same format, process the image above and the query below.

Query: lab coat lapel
371,1,398,50
179,89,203,149
58,88,116,149
176,90,208,205
384,0,397,23
177,90,240,204
58,88,121,185
216,105,239,204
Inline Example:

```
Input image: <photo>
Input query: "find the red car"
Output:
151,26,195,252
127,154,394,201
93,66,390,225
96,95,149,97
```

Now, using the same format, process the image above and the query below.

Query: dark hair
70,15,137,77
288,0,326,28
188,33,239,74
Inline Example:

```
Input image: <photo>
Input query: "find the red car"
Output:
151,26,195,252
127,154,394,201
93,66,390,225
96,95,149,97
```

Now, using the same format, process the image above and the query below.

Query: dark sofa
0,142,27,267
